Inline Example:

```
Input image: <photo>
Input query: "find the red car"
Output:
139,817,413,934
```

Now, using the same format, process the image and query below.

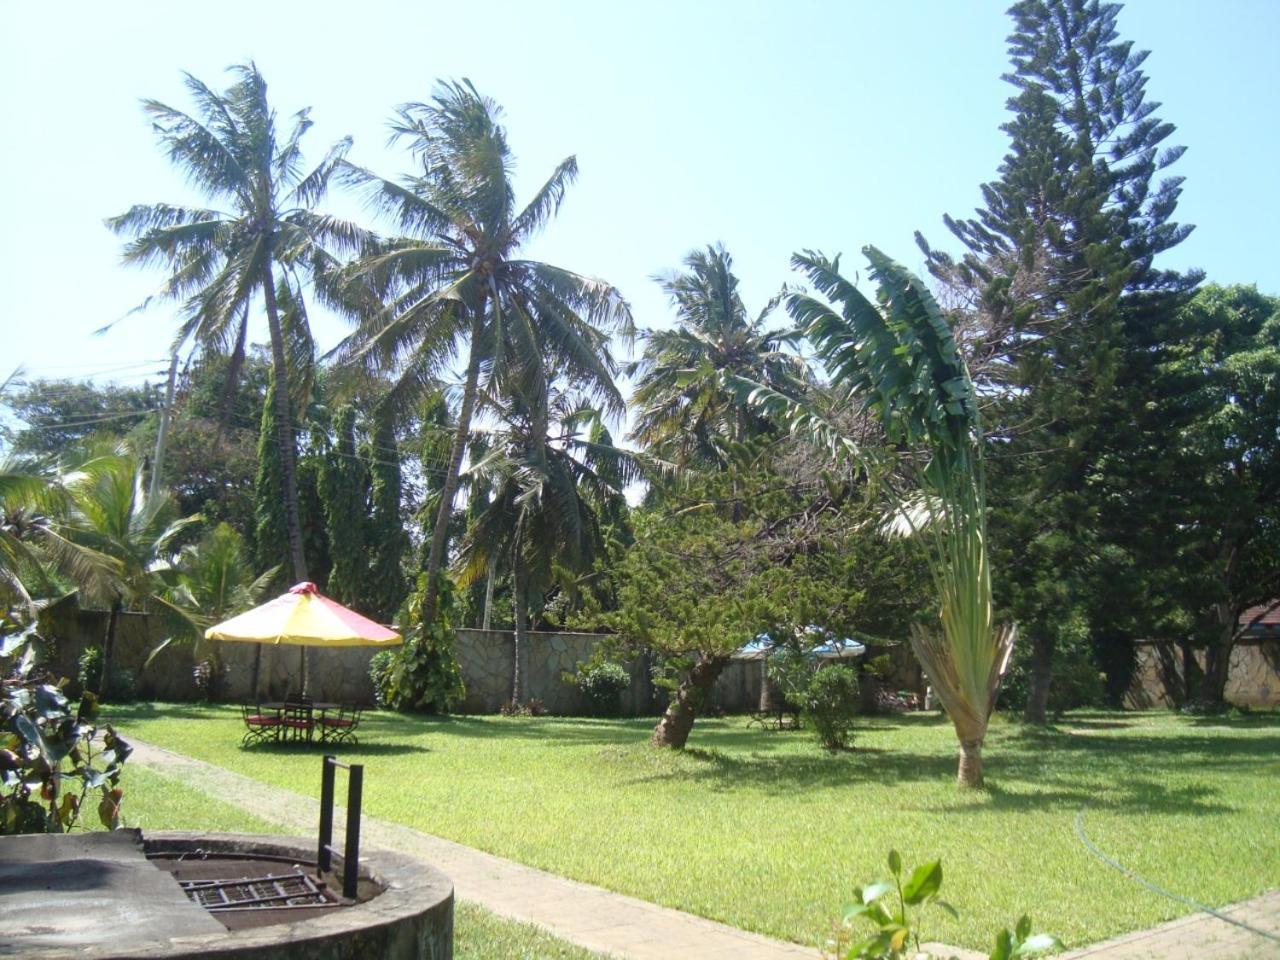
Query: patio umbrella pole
300,646,308,698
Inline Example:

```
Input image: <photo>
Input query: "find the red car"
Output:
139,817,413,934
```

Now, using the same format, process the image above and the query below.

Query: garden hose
1074,806,1280,946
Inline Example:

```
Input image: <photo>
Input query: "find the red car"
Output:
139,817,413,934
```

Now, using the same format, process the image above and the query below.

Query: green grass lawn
101,758,610,959
108,704,1280,951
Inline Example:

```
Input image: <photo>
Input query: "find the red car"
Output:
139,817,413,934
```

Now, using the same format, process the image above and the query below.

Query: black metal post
342,764,363,900
318,755,335,872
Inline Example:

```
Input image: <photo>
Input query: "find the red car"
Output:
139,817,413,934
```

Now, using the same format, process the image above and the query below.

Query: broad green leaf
1013,934,1063,956
990,928,1013,960
887,849,902,875
1015,915,1031,941
842,902,871,922
901,859,943,905
862,881,893,904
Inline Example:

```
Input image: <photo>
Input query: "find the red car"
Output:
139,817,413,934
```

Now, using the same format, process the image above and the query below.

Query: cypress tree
917,0,1198,722
253,380,289,579
364,407,411,622
319,405,371,610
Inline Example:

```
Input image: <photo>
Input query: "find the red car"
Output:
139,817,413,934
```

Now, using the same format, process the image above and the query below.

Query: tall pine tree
918,0,1198,721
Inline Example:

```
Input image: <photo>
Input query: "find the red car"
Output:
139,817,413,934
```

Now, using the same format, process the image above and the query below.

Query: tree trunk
650,655,728,749
1022,632,1054,724
99,599,123,702
957,737,984,789
251,644,262,703
1197,603,1236,709
481,557,496,630
262,268,310,697
149,352,179,501
422,310,487,625
511,555,528,704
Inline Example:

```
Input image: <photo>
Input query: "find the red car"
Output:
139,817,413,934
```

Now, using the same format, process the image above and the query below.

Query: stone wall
28,597,924,716
35,594,380,705
453,628,765,715
1128,638,1280,708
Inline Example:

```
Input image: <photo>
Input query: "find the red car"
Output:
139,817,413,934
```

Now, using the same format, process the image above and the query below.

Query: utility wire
1074,806,1280,945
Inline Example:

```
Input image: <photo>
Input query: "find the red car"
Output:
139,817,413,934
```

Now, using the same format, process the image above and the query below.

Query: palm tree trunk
511,554,528,704
99,598,123,702
482,557,496,630
957,737,984,788
251,644,263,703
650,654,728,749
422,309,486,624
262,268,311,697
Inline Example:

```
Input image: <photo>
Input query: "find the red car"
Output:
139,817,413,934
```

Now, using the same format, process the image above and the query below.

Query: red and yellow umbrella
205,581,401,647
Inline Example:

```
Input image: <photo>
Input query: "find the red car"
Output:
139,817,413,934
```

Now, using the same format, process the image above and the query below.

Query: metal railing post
342,764,363,900
318,755,335,872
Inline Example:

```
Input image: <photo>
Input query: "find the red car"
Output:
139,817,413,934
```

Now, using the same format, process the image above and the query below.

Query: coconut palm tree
151,522,278,697
455,389,645,702
333,80,632,624
629,244,808,467
737,247,1016,788
0,458,117,615
107,63,367,584
64,450,198,700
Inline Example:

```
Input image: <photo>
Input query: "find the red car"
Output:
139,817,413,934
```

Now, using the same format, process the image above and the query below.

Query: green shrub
573,661,631,717
76,647,138,703
368,650,397,708
766,646,813,713
3,623,131,834
377,574,466,714
804,664,859,750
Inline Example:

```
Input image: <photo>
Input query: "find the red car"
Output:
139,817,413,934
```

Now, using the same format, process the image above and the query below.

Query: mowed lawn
109,705,1280,951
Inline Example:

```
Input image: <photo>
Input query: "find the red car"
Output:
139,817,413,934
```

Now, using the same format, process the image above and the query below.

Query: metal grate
179,872,338,912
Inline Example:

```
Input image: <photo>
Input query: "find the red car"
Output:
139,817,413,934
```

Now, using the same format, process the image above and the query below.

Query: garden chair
319,704,361,746
281,696,316,743
240,704,282,746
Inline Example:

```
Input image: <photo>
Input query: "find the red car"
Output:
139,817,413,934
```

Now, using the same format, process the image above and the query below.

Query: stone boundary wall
1128,638,1280,708
28,597,924,715
453,628,765,715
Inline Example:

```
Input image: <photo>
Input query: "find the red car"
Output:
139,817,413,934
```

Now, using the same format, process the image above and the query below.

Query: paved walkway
127,738,1279,960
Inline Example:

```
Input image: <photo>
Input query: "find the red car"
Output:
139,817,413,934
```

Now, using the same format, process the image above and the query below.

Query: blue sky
3,0,1277,396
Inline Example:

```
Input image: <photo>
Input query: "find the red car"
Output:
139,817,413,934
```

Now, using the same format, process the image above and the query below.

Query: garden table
258,701,339,744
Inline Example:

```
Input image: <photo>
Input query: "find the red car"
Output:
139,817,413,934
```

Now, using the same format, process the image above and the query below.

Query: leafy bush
499,698,548,717
804,664,859,750
76,646,138,703
368,650,397,708
828,849,1060,959
573,661,631,717
2,624,131,834
192,658,228,703
766,646,813,713
376,574,466,714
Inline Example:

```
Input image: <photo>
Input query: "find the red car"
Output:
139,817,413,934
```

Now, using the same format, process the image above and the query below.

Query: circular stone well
6,831,453,960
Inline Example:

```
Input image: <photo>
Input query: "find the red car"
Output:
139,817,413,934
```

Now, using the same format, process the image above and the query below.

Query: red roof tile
1240,602,1280,630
